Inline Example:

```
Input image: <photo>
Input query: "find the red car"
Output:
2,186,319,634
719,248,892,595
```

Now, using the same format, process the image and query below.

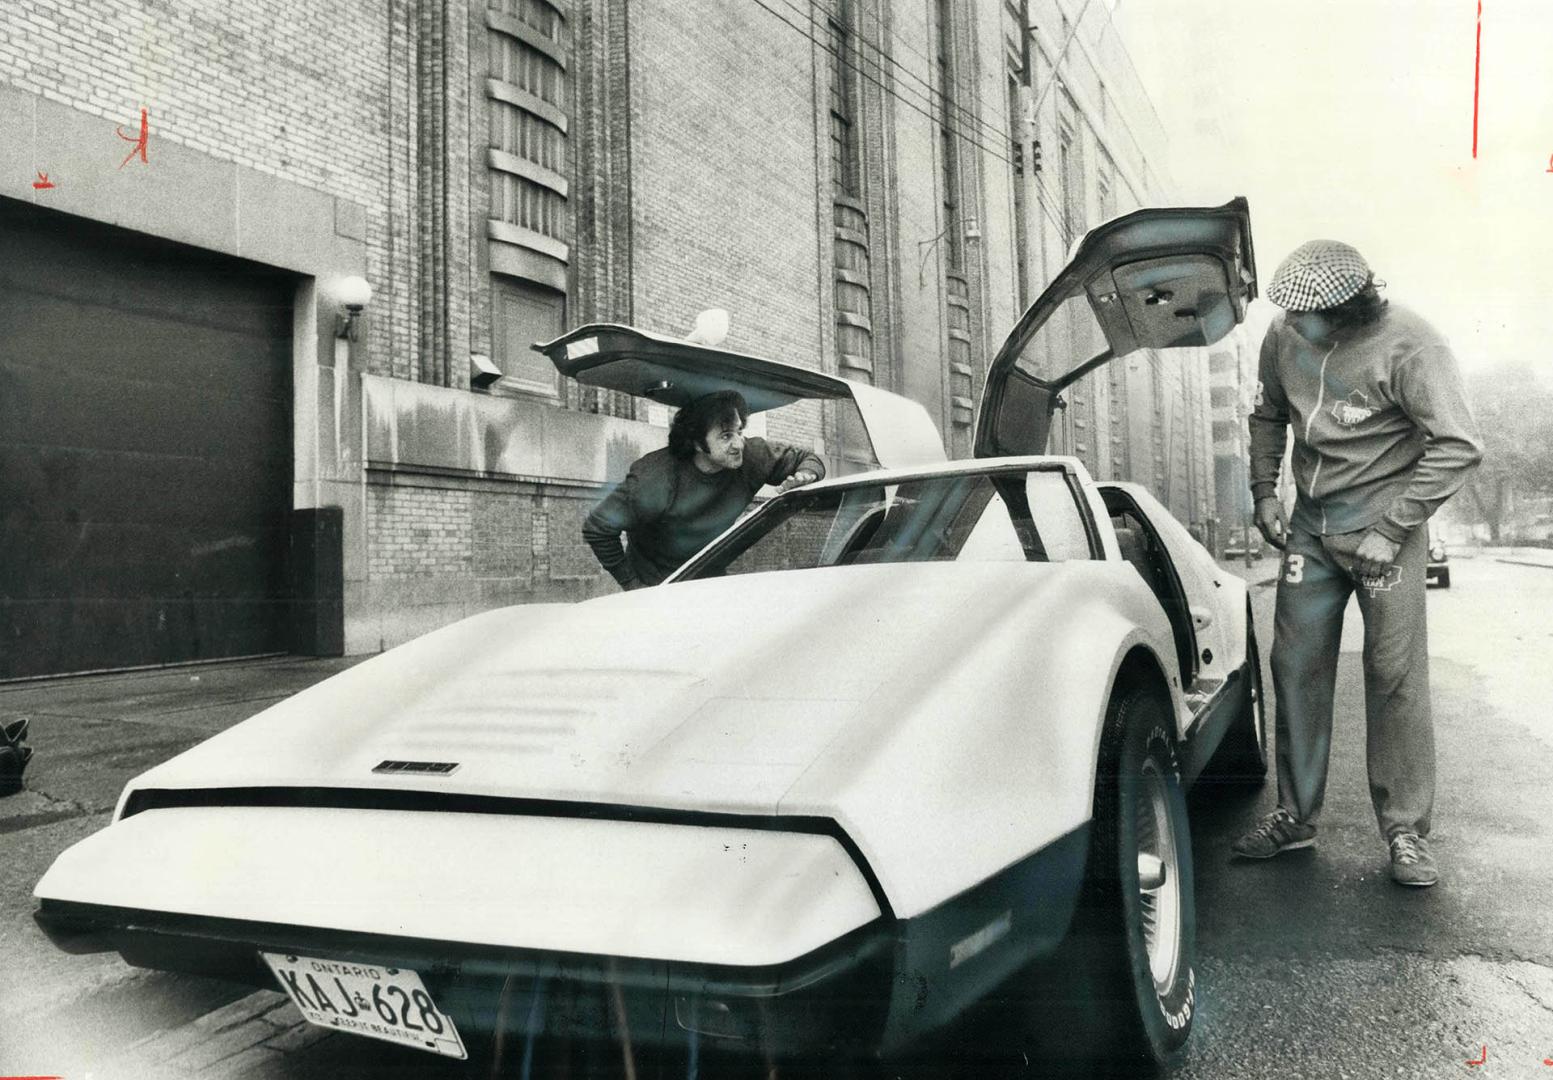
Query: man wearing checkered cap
1232,240,1482,887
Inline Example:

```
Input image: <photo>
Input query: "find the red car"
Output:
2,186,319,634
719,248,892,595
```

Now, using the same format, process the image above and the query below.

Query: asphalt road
3,551,1551,1079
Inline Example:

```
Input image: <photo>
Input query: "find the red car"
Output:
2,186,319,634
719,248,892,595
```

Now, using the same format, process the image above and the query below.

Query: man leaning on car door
582,390,824,589
1232,240,1482,889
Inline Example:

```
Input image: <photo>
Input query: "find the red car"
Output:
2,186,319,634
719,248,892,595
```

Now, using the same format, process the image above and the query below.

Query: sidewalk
1216,553,1281,588
1456,545,1553,569
0,653,368,1039
0,654,365,832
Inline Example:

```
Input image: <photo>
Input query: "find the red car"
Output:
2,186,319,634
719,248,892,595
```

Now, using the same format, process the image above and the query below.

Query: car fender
780,563,1182,921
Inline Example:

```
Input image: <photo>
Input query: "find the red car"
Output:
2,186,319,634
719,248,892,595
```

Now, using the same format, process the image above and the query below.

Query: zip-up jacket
1248,302,1483,541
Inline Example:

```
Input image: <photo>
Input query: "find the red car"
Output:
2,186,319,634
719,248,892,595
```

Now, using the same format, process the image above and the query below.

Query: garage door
0,200,297,680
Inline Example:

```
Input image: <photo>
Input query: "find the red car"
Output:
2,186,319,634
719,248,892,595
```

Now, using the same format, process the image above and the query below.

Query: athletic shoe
1231,807,1317,859
1388,832,1438,887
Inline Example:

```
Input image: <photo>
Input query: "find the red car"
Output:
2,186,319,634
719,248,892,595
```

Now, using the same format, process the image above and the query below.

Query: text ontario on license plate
261,951,467,1059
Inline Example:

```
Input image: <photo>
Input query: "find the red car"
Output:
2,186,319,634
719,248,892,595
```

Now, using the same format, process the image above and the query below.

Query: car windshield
675,468,1094,581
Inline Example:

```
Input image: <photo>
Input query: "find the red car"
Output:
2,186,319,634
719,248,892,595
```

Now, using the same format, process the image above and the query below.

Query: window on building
1097,151,1116,221
492,277,564,396
827,0,861,199
1058,94,1084,242
487,0,572,385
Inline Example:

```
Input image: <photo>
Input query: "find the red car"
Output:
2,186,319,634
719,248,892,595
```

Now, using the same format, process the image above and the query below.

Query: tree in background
1464,362,1553,543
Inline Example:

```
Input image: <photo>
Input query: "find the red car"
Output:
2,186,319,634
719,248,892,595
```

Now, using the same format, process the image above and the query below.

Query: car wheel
1020,688,1196,1078
1198,603,1269,789
1437,567,1451,588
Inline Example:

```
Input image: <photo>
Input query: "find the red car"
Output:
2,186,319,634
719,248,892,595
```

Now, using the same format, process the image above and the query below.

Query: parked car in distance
1224,526,1263,561
1426,532,1450,588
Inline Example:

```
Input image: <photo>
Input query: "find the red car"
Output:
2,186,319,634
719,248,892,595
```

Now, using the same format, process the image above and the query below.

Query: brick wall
0,0,465,382
362,475,613,641
368,485,472,578
367,482,605,589
630,0,826,405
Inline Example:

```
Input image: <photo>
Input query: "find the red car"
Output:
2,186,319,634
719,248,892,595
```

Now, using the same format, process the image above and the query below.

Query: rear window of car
677,469,1095,580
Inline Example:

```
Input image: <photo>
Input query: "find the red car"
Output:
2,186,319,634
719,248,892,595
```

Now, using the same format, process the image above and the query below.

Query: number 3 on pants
1284,553,1305,584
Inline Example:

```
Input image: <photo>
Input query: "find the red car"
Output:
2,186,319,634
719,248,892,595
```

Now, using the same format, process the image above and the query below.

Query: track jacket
1248,302,1483,541
583,437,826,589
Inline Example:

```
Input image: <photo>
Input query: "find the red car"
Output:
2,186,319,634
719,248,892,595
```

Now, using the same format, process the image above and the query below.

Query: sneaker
1389,832,1437,887
1232,807,1317,859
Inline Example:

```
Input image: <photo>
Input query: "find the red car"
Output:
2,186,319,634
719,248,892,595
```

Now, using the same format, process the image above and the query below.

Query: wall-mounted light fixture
333,276,373,341
470,351,503,391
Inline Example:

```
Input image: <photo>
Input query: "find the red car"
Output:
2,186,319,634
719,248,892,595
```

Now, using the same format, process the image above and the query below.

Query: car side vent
372,760,460,775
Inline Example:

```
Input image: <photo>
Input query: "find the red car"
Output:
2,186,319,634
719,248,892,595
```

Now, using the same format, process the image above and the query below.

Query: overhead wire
773,0,1018,159
832,0,1085,234
748,0,1076,243
751,0,1013,167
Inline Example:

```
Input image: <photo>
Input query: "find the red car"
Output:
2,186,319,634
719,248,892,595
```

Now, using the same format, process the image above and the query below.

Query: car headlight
1429,545,1446,561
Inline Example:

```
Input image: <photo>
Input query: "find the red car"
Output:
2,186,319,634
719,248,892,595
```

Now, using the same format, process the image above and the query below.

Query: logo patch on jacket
1331,390,1378,426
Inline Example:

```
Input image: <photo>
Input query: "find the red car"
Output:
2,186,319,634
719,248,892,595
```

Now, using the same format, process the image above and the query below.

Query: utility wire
808,0,1079,244
776,0,1016,157
750,0,1014,167
750,0,1076,244
847,0,997,155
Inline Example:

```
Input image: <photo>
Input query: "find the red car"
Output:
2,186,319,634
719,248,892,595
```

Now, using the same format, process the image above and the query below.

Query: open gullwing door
534,324,947,470
975,198,1257,458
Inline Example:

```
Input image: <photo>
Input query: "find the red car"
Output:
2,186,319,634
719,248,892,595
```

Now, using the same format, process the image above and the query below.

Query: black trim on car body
35,820,1092,1059
119,785,895,920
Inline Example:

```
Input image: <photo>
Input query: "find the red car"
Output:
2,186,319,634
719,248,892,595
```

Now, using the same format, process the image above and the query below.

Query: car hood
125,563,1067,817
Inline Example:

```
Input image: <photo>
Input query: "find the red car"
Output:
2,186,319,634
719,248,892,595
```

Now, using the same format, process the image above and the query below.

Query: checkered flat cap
1266,240,1372,311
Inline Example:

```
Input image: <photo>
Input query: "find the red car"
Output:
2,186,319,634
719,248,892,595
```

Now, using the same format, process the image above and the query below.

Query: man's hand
1352,529,1402,579
1253,496,1289,552
778,469,819,493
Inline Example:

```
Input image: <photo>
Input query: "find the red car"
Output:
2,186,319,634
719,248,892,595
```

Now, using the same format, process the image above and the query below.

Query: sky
1113,0,1553,378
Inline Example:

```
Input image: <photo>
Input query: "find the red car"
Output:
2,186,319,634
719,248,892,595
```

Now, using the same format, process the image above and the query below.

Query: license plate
261,951,466,1060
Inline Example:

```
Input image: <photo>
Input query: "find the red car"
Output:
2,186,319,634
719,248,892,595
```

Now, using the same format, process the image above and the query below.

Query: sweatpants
1271,523,1433,839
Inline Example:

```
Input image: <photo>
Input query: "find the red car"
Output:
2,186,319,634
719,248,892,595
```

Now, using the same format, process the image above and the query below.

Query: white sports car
36,200,1265,1075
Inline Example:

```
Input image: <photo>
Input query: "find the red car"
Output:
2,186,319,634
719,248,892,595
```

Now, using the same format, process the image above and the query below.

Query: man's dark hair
668,390,749,459
1323,279,1388,328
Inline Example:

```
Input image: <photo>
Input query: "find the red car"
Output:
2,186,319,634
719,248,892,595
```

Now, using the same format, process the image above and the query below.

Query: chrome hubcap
1251,641,1265,747
1137,759,1182,993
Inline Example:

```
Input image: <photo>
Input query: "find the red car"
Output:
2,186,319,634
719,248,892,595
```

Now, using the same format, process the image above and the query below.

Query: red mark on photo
117,106,149,168
1545,153,1552,173
1471,0,1481,159
31,171,54,189
1466,1044,1487,1066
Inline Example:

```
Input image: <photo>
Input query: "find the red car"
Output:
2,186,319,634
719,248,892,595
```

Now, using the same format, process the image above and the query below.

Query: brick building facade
2,0,1223,675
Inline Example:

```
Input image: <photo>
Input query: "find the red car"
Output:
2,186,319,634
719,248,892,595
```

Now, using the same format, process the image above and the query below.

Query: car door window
1024,472,1093,561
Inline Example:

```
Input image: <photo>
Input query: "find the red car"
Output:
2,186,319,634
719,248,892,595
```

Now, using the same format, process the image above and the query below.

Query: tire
1198,602,1268,789
1437,567,1451,588
1019,688,1197,1078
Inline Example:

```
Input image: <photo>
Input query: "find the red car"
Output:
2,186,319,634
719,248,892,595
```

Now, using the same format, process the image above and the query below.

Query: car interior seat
1113,523,1153,585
